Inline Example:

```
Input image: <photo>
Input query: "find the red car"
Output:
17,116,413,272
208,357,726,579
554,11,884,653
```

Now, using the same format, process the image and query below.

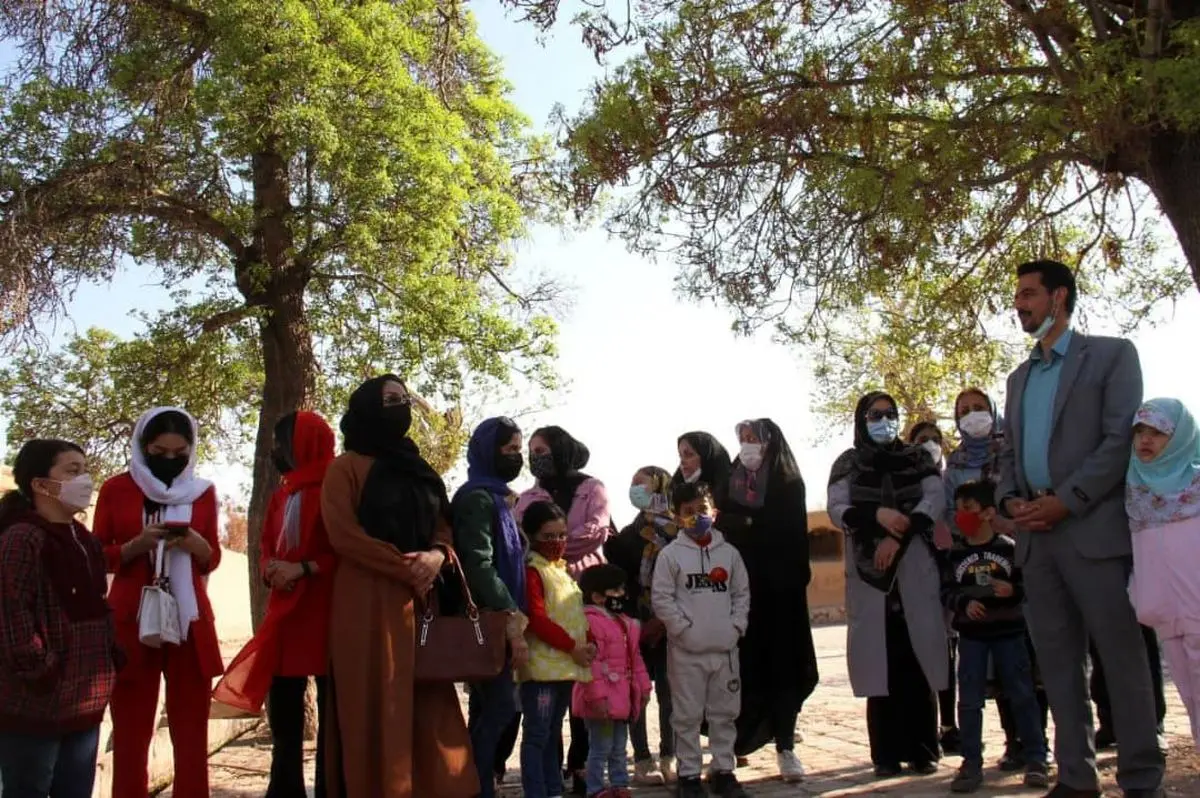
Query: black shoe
998,743,1025,772
909,760,939,775
1094,726,1116,751
873,763,903,778
940,726,962,755
1043,784,1101,797
676,775,708,798
708,771,748,798
951,764,983,793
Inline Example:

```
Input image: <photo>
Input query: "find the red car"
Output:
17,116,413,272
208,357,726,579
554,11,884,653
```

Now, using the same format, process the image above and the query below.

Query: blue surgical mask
867,419,900,444
682,514,714,539
1030,301,1059,341
629,484,654,510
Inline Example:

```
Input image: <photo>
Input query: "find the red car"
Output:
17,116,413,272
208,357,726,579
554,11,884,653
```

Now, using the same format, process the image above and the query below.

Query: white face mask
1030,300,1058,341
739,442,764,470
683,467,701,484
958,410,994,440
49,474,94,512
921,440,943,465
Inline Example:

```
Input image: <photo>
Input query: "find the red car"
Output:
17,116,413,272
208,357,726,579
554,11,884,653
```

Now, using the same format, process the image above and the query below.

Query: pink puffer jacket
571,606,652,721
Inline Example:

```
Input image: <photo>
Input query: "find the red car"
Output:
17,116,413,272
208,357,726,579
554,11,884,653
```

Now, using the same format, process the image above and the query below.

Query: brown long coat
321,452,479,798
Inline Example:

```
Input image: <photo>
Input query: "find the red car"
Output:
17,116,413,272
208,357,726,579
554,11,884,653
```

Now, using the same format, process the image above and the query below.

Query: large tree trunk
1142,130,1200,292
244,139,320,738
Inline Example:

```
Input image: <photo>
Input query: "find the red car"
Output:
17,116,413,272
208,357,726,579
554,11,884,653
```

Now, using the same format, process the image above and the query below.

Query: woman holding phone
94,407,223,798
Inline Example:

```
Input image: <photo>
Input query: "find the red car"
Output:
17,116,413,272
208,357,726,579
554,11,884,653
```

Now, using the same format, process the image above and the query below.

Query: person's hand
402,549,446,593
874,536,901,572
509,637,530,670
641,617,665,646
965,600,987,621
133,524,167,556
267,560,304,591
1013,495,1069,532
168,529,212,562
991,579,1014,598
875,508,910,537
570,642,596,667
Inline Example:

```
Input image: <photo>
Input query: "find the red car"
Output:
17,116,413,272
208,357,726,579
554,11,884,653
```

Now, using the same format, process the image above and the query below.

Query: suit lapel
1051,333,1088,430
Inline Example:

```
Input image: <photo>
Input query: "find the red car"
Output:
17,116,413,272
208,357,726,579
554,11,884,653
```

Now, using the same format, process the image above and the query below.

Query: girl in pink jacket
1126,398,1200,750
573,564,652,798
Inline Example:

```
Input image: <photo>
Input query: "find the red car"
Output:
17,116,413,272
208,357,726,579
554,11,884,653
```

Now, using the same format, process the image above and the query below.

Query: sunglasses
865,408,899,422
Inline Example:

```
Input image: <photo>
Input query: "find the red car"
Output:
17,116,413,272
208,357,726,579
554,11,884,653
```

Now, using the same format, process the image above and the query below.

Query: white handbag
138,540,182,647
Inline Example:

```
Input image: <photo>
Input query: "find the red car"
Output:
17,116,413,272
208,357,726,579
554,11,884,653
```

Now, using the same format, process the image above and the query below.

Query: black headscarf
531,425,592,514
340,374,449,552
828,391,937,487
670,431,733,503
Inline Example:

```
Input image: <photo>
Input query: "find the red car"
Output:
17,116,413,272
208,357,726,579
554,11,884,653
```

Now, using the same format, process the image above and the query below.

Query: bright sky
4,5,1200,526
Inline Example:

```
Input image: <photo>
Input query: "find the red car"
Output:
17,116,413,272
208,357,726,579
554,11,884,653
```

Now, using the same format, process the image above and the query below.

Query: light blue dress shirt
1021,328,1074,492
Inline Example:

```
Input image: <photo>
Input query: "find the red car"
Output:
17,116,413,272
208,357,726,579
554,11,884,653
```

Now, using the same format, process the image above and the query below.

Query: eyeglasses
865,408,899,422
382,394,413,407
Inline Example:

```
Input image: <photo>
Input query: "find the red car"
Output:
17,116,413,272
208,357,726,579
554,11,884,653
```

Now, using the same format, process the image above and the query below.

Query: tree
809,275,1020,431
508,0,1197,388
0,1,561,625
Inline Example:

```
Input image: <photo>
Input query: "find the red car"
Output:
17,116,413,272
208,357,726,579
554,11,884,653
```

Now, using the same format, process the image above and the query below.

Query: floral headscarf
1126,398,1200,533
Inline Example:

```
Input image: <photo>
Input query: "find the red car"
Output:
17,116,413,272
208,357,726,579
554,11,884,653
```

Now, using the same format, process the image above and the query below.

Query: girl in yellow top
519,501,595,798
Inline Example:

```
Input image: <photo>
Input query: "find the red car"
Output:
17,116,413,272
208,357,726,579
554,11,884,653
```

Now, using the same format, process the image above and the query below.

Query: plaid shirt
0,520,118,734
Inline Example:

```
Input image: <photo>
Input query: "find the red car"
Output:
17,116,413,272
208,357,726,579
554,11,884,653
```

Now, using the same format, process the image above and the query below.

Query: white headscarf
129,406,214,640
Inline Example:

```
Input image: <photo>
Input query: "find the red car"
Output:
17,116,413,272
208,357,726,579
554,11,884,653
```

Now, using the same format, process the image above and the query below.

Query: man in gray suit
997,259,1163,798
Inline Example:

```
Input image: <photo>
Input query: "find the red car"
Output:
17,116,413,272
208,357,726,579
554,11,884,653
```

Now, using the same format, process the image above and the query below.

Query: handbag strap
153,540,168,583
420,547,483,620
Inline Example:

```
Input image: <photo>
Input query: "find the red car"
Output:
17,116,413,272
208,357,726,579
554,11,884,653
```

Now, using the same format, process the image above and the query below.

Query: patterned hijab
1126,398,1200,532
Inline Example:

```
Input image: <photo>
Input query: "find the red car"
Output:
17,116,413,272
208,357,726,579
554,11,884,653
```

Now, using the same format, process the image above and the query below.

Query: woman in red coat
214,410,337,798
93,407,223,798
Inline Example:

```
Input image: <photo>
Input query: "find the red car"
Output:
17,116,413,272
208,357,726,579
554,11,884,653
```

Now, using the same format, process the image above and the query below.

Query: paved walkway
170,625,1200,797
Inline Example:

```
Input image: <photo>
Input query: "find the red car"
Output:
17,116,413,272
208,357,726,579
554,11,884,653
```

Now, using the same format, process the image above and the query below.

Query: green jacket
452,488,520,612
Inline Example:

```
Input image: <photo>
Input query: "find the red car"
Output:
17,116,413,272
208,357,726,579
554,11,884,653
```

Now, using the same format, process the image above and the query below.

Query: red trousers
110,636,212,798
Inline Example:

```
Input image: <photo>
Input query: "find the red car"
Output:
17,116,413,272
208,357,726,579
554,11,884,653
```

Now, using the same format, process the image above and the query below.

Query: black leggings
266,676,326,798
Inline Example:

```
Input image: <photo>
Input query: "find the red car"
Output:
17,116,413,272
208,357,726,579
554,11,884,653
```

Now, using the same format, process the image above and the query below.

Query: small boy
941,481,1049,793
651,482,750,798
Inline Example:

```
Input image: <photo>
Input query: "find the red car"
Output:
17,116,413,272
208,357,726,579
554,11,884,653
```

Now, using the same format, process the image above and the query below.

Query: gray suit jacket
997,332,1143,561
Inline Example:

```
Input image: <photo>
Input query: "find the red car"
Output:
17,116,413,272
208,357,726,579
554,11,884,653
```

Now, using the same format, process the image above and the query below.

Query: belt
1025,488,1055,501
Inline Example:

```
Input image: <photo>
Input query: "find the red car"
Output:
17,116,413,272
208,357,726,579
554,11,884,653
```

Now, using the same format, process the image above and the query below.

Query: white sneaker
777,749,806,783
659,755,677,784
633,757,665,785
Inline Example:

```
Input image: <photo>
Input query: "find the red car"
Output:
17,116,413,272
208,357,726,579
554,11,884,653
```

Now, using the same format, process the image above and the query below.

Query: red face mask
534,540,567,562
955,509,983,537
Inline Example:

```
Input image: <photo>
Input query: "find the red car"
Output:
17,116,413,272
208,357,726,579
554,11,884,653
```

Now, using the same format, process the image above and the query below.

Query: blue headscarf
1127,399,1200,498
453,417,526,610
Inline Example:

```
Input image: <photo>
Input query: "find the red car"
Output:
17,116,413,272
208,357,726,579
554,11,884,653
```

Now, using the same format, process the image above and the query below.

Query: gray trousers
667,647,740,779
1022,531,1164,791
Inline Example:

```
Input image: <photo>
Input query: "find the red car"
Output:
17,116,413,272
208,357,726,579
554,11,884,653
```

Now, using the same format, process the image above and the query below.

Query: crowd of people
0,257,1197,798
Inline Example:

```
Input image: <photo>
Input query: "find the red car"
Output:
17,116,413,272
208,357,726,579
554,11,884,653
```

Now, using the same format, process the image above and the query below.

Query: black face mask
272,448,294,474
495,452,523,483
603,595,625,614
146,454,188,485
381,403,413,438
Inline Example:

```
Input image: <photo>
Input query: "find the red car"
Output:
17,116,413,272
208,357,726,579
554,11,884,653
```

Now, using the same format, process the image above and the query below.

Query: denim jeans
0,726,100,798
519,681,573,798
468,668,519,798
958,634,1047,769
584,719,630,794
630,668,674,762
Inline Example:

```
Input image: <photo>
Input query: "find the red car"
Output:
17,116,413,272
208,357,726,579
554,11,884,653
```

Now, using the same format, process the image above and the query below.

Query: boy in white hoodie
652,481,751,798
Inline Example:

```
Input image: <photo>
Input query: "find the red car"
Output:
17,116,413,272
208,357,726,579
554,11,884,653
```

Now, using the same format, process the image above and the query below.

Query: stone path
168,625,1200,796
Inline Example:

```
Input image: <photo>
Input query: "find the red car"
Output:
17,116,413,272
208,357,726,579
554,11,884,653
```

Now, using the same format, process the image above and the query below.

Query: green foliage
0,0,564,471
0,323,260,478
521,0,1199,414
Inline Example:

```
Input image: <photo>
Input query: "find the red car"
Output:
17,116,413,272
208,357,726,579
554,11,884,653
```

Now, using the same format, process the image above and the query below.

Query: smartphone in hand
163,522,189,540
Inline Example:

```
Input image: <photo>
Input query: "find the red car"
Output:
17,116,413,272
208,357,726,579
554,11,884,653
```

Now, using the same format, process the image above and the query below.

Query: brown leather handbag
414,549,509,683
